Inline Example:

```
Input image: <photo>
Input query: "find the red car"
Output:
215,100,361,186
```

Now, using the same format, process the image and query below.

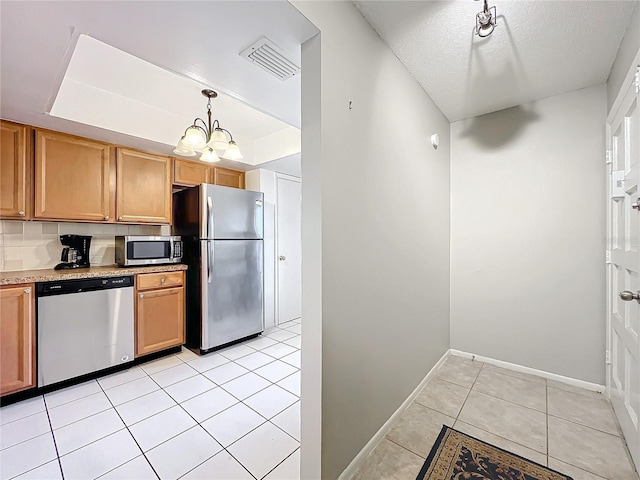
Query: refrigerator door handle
207,196,214,239
207,241,214,284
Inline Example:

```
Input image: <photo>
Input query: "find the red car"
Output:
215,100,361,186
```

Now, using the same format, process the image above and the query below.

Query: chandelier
174,89,243,162
475,0,497,38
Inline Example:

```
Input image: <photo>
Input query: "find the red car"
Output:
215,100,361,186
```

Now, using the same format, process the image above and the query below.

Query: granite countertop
0,264,188,286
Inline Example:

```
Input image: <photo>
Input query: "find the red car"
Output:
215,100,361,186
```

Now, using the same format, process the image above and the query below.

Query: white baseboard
449,349,606,393
337,349,450,480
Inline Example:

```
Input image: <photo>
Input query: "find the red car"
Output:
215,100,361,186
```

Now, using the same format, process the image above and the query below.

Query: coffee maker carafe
54,235,92,270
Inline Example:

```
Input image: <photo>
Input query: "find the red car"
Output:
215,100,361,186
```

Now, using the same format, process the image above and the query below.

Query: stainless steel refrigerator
173,183,264,353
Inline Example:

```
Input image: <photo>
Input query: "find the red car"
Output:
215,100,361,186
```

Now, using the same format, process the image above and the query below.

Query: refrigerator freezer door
201,184,263,240
201,239,264,350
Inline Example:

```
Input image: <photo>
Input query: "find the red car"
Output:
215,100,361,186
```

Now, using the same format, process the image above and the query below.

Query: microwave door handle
169,240,175,259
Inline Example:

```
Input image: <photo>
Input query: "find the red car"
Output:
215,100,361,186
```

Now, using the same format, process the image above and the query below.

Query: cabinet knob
23,288,31,294
139,293,144,298
161,277,166,283
118,216,123,221
104,215,109,221
279,256,286,261
18,210,25,216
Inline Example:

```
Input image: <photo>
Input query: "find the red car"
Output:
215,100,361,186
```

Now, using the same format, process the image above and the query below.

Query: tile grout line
454,358,484,423
449,362,549,458
42,395,65,480
142,349,300,479
9,395,66,480
94,378,161,480
259,446,301,480
177,361,298,478
459,383,547,416
384,437,427,461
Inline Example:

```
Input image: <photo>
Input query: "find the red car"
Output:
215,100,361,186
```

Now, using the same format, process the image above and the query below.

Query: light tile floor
353,355,640,480
0,320,301,480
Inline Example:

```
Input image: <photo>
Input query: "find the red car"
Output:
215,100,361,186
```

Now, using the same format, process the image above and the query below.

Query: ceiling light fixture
174,89,243,162
475,0,497,37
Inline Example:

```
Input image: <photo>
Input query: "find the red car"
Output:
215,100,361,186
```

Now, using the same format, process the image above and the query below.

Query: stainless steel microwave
115,236,183,266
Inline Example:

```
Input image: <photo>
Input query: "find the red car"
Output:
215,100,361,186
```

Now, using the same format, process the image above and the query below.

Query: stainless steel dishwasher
36,275,135,387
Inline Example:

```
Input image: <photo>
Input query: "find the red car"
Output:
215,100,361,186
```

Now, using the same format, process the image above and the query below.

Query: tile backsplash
0,221,171,271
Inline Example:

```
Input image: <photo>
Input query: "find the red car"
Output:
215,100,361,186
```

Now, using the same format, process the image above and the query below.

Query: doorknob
279,256,286,261
619,290,640,302
633,202,640,210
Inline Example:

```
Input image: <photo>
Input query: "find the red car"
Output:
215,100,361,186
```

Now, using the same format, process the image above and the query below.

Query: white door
607,64,640,471
276,175,302,324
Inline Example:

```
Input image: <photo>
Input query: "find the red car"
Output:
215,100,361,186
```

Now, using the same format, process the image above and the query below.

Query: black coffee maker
54,234,92,270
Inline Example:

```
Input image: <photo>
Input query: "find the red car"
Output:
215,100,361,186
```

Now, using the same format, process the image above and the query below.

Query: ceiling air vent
240,37,300,81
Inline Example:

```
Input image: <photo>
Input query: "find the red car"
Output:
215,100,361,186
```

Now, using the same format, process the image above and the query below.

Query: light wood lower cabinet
0,121,30,219
35,129,114,222
0,284,35,396
135,271,185,357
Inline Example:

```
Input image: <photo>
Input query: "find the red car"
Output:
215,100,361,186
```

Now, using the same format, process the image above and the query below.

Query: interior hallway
353,355,639,480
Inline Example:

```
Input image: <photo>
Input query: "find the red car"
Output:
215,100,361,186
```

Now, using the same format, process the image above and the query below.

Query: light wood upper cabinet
0,121,30,219
35,130,114,222
0,284,35,396
173,158,212,186
135,271,185,357
214,167,245,189
116,148,172,224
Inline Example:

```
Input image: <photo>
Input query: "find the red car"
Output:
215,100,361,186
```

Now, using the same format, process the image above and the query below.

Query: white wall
299,32,323,479
607,1,640,112
246,169,277,329
293,3,451,479
450,85,607,384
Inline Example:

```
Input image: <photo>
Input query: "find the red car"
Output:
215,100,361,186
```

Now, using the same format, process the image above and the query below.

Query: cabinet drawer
137,271,184,291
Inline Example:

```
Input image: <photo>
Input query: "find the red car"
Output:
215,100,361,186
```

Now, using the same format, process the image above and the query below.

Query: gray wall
450,85,607,384
293,2,451,479
608,1,640,111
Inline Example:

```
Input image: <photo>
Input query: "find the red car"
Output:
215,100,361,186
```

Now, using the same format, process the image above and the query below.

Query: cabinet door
136,287,184,356
0,121,30,219
117,149,171,224
0,285,35,396
174,158,211,186
214,167,245,189
35,130,114,222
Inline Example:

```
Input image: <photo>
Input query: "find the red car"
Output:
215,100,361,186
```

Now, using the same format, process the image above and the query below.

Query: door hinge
606,350,612,365
606,150,613,164
606,250,612,264
636,65,640,95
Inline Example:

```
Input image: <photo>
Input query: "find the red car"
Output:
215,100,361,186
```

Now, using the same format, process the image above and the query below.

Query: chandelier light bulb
184,127,207,148
208,129,230,156
173,136,196,157
223,141,243,161
199,147,219,163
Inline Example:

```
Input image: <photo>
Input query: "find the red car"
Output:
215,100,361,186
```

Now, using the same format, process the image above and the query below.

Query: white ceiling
0,1,317,159
355,0,637,121
50,35,300,166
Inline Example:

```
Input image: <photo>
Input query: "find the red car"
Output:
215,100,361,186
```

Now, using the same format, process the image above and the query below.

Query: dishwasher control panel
37,275,134,296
